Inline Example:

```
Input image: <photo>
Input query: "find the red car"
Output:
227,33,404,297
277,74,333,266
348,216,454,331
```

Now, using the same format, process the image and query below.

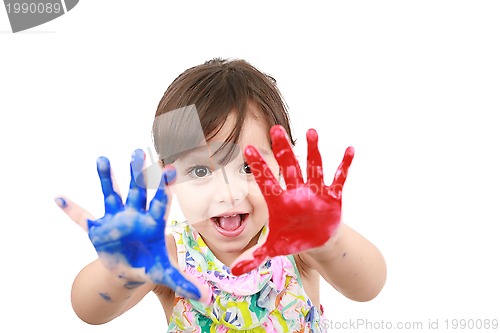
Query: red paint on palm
231,125,354,276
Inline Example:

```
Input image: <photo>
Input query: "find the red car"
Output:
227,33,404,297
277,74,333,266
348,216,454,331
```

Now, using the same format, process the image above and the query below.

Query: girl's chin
201,230,262,268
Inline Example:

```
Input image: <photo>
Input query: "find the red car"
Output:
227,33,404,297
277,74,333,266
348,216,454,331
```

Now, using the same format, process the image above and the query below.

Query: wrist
95,258,149,290
302,222,344,261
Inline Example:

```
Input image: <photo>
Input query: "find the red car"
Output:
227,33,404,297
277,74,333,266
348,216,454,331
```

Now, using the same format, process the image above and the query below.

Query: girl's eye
241,162,252,174
189,165,211,178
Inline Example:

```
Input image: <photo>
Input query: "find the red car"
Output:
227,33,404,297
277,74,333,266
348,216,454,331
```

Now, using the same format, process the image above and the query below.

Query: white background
1,1,499,332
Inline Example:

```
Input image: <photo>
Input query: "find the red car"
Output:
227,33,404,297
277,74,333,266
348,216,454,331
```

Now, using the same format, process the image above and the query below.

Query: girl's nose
212,166,248,206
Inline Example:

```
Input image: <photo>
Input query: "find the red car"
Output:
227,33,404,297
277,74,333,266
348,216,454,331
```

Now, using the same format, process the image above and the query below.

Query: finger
96,156,123,214
330,146,355,198
148,168,176,223
270,125,303,189
147,249,205,302
126,149,147,211
162,266,203,301
306,129,325,189
54,195,95,232
244,145,283,198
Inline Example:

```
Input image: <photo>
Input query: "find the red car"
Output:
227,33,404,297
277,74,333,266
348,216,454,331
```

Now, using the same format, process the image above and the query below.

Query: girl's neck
204,232,261,268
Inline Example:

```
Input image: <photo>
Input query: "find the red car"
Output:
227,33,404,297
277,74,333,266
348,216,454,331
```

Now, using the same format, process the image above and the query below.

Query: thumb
54,195,95,232
230,244,269,276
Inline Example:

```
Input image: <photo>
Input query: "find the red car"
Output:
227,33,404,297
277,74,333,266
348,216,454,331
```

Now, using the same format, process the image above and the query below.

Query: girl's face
171,109,279,266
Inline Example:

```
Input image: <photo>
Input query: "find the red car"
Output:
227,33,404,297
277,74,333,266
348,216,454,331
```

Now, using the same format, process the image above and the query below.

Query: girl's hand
231,126,354,275
56,149,202,301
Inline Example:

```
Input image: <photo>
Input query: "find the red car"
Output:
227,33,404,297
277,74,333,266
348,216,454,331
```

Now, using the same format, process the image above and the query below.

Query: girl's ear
157,159,165,171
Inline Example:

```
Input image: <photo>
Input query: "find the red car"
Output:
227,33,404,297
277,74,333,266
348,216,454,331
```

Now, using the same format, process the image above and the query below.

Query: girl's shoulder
293,253,315,277
166,233,178,263
293,253,321,307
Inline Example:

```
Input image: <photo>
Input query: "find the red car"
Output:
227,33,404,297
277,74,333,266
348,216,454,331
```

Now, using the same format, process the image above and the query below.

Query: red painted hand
231,125,354,275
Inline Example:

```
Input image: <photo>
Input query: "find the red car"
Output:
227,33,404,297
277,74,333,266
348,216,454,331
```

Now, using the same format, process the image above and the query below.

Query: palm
87,149,201,300
89,209,167,272
231,126,354,275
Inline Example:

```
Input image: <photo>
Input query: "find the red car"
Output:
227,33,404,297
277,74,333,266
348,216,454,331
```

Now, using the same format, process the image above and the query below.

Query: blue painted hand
56,149,202,301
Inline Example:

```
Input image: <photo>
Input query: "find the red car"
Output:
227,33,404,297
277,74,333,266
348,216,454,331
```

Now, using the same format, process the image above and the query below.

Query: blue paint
99,292,112,302
54,197,67,208
124,281,145,289
87,149,201,300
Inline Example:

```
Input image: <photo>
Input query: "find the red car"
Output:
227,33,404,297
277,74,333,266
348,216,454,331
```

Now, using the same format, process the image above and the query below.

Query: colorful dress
167,222,326,332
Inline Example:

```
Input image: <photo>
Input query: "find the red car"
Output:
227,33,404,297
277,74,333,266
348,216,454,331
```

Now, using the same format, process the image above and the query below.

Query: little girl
56,58,386,332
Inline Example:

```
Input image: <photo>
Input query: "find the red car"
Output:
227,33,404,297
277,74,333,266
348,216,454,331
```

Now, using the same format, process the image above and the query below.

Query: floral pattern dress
167,222,326,332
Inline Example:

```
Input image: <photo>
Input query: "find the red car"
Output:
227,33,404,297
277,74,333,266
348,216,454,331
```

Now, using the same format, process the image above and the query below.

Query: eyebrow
178,144,239,166
177,146,213,163
246,145,271,156
178,143,271,165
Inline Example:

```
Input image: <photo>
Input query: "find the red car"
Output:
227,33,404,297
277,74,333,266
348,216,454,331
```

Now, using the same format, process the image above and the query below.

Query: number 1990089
6,2,62,14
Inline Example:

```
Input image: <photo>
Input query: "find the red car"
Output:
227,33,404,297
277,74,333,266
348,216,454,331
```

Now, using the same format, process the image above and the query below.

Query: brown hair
152,58,295,165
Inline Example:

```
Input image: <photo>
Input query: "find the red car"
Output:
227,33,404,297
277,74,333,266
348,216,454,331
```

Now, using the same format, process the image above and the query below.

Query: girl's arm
71,234,180,324
58,150,205,324
71,259,154,324
298,222,387,302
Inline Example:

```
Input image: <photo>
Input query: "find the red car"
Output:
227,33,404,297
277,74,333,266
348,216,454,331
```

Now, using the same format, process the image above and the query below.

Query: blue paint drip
99,292,112,302
124,281,145,289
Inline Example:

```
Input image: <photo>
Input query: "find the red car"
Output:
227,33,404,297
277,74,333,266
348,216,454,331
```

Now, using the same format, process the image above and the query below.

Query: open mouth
211,213,249,237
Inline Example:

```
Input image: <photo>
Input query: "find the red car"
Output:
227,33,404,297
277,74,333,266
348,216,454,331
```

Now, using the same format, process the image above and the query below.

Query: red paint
231,125,354,276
